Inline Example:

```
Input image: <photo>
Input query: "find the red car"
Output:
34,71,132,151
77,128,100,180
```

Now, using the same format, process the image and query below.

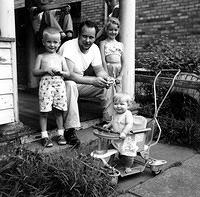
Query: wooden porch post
0,0,19,123
120,0,136,99
0,0,15,37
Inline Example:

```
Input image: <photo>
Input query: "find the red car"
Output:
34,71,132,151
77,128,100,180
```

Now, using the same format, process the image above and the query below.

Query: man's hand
93,77,108,88
105,77,115,88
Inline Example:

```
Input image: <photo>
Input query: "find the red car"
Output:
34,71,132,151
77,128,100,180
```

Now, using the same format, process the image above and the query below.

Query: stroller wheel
152,169,162,176
110,176,118,185
108,169,120,185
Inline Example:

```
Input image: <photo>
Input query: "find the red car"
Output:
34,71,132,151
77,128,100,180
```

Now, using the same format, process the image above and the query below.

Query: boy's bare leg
40,112,48,135
54,108,64,130
54,108,66,145
40,112,53,147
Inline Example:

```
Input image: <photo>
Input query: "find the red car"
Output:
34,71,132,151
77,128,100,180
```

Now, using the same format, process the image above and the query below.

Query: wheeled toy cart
91,69,181,184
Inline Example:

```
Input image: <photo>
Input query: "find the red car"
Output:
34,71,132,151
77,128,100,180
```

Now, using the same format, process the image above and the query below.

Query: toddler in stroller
103,93,147,173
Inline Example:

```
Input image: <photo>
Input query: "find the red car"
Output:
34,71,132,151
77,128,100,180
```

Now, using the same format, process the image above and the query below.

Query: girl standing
100,17,124,121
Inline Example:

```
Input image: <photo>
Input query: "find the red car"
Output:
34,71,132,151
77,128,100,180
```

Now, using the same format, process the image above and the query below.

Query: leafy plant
136,78,200,149
0,144,117,197
135,36,200,149
136,36,200,73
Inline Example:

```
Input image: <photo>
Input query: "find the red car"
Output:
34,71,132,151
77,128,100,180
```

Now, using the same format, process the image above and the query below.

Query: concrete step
23,120,100,154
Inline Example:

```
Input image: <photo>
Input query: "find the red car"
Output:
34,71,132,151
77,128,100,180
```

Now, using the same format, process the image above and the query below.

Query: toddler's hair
42,27,61,38
113,93,132,106
105,17,120,30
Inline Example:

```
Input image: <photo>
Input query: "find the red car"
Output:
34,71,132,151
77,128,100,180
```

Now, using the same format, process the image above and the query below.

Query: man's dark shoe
64,128,80,147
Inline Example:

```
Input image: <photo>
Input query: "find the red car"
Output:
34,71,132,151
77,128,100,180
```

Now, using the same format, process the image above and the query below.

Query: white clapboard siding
0,94,14,110
0,80,13,94
0,2,18,127
0,65,12,79
0,48,11,64
0,109,14,124
0,42,11,49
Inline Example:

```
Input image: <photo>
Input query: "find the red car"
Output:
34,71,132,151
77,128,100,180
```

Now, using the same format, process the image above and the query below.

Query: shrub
136,79,200,149
135,36,200,149
136,36,200,73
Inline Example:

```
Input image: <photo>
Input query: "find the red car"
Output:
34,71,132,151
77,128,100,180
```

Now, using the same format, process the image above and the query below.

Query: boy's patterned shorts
39,76,67,112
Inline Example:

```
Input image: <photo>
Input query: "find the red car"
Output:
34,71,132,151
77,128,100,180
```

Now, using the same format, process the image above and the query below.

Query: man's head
78,21,98,53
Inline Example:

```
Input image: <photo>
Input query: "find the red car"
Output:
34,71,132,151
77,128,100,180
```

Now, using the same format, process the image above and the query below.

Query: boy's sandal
42,137,53,148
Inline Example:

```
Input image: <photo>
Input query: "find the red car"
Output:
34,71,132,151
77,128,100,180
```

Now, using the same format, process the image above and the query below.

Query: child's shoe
57,135,67,145
41,137,53,148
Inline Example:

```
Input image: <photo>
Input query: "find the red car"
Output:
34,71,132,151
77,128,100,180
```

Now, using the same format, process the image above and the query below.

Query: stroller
91,69,181,184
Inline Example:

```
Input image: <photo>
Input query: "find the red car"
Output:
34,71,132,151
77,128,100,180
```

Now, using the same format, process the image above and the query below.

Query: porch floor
18,90,102,132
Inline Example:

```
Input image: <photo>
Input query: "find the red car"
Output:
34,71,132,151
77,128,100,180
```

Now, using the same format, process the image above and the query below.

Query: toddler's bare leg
124,156,134,173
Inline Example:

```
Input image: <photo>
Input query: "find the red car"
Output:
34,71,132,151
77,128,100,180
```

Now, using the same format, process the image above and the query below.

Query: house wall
81,0,105,27
15,0,200,53
0,0,18,127
15,0,105,27
0,39,16,124
136,0,200,52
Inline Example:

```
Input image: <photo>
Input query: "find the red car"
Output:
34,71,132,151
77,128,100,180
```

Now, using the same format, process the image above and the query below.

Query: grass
0,140,118,197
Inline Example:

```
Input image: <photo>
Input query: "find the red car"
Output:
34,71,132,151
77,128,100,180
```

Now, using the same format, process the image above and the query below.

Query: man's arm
93,65,109,79
66,58,109,88
58,56,70,79
93,65,116,88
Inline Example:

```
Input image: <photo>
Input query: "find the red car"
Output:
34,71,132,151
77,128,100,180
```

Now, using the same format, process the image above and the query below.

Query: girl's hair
42,27,60,38
105,17,120,30
113,93,132,106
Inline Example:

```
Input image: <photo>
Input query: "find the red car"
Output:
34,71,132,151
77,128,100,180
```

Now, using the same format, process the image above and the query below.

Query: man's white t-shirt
59,38,102,76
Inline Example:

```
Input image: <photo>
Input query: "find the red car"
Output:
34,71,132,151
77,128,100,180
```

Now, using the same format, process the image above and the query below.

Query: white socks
41,131,48,138
57,129,64,136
